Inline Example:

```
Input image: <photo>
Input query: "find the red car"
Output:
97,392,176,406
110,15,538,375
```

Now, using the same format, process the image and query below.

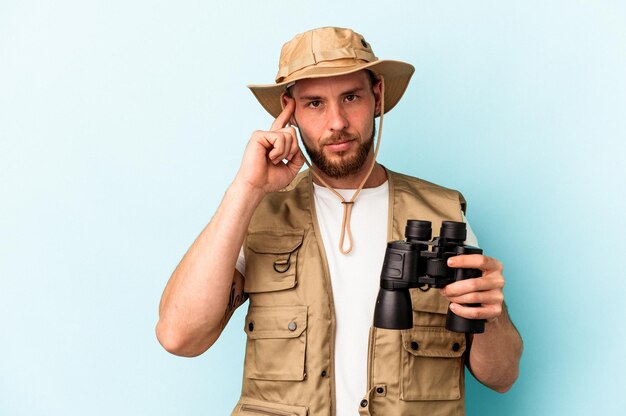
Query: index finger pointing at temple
270,98,295,131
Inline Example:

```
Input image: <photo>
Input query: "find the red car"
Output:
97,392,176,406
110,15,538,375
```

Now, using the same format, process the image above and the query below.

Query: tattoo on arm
220,279,248,330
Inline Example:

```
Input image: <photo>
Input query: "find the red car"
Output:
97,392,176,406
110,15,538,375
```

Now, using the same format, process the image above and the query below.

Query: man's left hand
439,254,505,322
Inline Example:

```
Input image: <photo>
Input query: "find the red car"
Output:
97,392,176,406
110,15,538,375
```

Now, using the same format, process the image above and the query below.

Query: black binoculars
373,220,485,333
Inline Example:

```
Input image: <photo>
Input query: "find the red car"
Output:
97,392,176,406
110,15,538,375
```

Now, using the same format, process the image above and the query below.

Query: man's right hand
158,99,306,357
234,97,305,194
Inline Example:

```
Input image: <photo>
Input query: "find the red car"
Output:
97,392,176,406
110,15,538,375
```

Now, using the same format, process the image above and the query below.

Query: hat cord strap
302,76,386,255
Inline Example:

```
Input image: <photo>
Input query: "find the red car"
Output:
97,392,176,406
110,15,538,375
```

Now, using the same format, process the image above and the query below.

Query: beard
300,122,376,179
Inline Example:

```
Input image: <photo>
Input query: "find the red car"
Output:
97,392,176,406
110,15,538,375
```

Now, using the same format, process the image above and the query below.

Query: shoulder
280,170,310,192
258,170,310,205
249,170,312,231
387,168,467,213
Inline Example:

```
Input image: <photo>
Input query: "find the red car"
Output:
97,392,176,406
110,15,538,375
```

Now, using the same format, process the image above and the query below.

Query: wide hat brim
248,59,415,119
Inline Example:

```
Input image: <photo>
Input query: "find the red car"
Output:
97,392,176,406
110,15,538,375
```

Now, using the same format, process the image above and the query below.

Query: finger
279,130,293,160
273,131,295,162
267,134,287,163
444,289,504,306
284,127,300,160
439,275,504,298
268,127,297,162
270,97,296,131
447,254,503,272
254,131,282,150
286,148,306,173
449,302,503,322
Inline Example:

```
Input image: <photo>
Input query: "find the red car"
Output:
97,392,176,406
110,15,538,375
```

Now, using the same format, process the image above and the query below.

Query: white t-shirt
236,180,477,414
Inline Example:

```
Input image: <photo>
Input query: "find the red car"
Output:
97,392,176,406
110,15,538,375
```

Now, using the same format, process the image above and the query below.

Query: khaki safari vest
232,169,469,416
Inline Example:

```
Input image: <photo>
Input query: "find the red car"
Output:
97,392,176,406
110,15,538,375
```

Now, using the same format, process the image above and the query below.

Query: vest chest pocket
244,305,308,381
244,230,304,293
400,326,466,401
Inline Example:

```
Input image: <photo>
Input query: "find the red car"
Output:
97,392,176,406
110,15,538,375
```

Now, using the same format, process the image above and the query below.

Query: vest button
321,370,327,377
248,322,254,332
452,342,461,352
376,386,385,394
360,399,368,408
411,341,419,350
288,322,297,331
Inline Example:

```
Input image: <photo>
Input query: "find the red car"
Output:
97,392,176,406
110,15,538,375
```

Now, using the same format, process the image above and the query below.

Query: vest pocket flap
401,327,466,358
245,230,304,294
245,305,307,339
400,326,465,401
247,231,304,254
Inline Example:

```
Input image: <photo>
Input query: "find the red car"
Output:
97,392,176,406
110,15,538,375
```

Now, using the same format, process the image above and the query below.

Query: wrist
229,178,267,206
480,305,512,336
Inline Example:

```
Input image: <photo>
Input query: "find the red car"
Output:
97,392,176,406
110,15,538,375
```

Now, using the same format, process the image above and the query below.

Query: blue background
1,1,625,415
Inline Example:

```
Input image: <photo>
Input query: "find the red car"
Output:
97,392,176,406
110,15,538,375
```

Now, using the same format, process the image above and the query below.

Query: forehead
291,70,371,96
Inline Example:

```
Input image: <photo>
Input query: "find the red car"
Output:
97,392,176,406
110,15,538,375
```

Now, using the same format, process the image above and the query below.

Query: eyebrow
298,87,367,101
299,95,323,101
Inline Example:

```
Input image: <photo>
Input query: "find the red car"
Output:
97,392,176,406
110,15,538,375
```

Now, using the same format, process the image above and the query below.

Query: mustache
321,133,357,146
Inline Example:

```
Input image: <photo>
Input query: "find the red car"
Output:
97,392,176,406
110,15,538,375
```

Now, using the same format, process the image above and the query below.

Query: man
156,27,522,415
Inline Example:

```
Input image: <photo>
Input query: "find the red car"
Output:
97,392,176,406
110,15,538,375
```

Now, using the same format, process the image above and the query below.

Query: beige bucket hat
248,26,415,117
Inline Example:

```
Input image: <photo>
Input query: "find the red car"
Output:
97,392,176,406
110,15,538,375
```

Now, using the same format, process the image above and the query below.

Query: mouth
324,139,355,153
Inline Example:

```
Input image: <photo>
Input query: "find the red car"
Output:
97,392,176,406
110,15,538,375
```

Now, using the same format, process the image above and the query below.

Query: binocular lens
440,221,467,242
405,220,432,241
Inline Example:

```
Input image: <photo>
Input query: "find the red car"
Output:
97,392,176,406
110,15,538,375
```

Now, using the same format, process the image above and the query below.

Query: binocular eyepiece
373,220,485,333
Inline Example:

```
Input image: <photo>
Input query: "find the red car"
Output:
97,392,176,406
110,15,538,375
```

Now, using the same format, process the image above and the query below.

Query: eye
308,100,321,108
345,94,357,102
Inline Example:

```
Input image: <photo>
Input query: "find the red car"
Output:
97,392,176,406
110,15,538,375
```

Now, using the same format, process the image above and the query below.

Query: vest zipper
366,326,375,392
365,167,395,396
240,404,296,416
308,173,337,416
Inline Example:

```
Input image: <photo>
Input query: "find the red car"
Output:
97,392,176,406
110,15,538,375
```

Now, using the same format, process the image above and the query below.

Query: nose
327,101,349,132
